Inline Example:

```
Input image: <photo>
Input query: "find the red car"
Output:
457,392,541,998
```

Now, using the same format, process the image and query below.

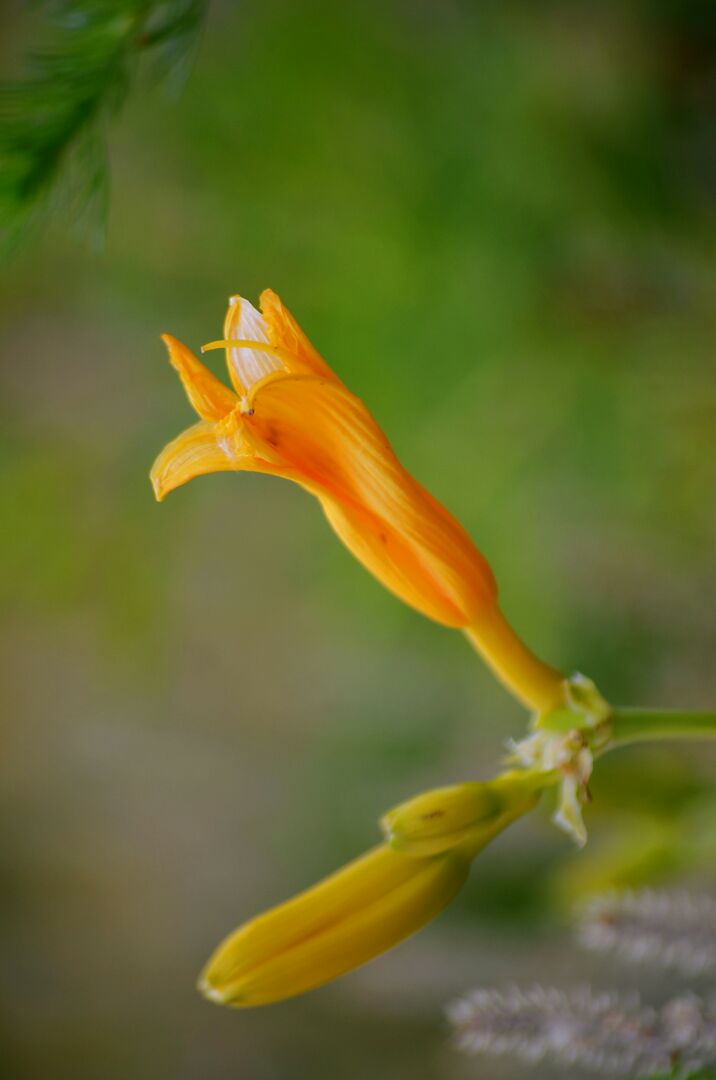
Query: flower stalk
609,708,716,748
464,607,565,714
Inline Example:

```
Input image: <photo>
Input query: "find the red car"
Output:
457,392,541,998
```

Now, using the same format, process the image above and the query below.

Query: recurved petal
245,374,497,626
161,334,237,421
259,289,340,382
198,844,469,1007
151,420,235,501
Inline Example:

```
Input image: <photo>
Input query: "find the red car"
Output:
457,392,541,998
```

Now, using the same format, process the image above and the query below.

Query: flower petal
150,420,234,501
245,374,497,626
260,289,341,382
223,296,285,393
161,334,236,421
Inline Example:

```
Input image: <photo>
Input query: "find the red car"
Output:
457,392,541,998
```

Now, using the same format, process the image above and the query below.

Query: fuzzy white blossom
579,889,716,978
448,984,716,1077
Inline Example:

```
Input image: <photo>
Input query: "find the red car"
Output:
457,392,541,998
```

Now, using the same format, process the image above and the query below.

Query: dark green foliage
0,0,206,252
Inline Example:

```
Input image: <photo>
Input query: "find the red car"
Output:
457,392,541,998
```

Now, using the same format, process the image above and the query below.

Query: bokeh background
2,2,716,1078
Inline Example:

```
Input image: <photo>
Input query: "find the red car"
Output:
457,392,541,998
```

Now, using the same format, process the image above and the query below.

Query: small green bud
534,673,611,735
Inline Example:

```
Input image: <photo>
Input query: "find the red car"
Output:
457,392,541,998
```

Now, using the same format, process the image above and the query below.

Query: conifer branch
0,0,207,253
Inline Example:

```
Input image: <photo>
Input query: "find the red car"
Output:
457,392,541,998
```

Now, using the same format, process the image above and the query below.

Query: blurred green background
1,2,716,1078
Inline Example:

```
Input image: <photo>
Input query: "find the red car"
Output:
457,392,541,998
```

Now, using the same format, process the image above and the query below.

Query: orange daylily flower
151,291,565,713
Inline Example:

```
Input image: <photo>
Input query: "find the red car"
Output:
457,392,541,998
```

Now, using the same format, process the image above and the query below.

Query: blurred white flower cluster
449,888,716,1078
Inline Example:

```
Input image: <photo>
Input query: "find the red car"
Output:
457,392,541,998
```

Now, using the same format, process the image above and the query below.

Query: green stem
609,707,716,749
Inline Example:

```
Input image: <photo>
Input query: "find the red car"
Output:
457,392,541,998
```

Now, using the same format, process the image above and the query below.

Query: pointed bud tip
198,977,230,1005
150,472,166,502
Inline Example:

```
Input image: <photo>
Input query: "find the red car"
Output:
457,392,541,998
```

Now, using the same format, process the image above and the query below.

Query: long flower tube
151,290,565,714
198,775,541,1008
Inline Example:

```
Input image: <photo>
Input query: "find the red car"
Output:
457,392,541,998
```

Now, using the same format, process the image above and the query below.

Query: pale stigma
225,296,284,390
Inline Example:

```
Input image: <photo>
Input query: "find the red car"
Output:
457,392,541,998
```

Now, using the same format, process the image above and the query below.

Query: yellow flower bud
198,772,543,1008
198,843,470,1008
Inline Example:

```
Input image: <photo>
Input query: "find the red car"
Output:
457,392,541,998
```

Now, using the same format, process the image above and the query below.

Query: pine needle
0,0,207,254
